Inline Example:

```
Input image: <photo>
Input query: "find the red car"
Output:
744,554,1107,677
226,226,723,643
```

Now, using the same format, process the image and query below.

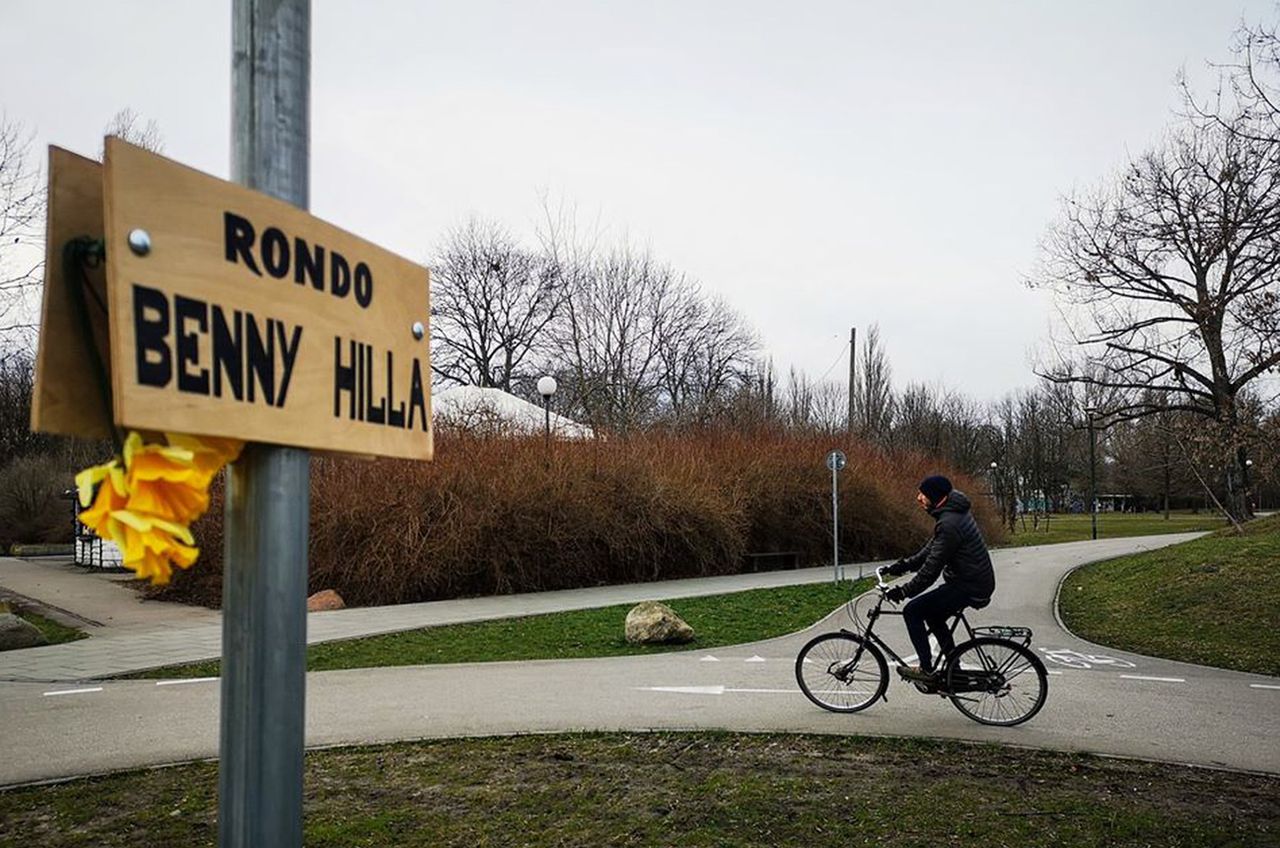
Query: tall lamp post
1085,407,1099,541
989,461,1000,518
537,376,557,451
1246,458,1255,513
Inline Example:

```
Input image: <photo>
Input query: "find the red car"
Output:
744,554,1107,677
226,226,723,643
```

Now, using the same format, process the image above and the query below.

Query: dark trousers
903,583,971,672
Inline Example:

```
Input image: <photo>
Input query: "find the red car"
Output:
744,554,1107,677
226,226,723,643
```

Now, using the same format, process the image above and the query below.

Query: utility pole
846,326,856,433
221,2,310,846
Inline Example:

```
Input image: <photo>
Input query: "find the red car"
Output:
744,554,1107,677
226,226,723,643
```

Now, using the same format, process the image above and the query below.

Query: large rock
624,601,694,645
0,613,48,651
307,589,346,612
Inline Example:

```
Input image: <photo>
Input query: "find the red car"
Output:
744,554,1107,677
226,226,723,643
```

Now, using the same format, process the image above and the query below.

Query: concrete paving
0,555,883,682
3,532,1277,786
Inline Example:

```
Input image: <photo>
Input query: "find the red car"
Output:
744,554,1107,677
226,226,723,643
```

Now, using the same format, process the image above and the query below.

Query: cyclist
881,475,995,685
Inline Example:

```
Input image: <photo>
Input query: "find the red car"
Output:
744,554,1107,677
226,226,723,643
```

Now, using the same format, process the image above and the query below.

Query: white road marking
724,688,794,694
43,687,103,697
1119,674,1185,683
1041,647,1136,670
634,686,795,696
1249,684,1280,690
155,677,219,686
1047,670,1063,676
638,685,725,695
699,656,720,663
745,655,767,663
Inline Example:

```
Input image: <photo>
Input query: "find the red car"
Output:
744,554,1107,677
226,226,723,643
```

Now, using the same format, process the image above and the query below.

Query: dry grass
152,430,1001,607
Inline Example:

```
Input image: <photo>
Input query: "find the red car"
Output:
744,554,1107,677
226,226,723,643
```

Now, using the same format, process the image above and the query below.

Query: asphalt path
2,533,1278,786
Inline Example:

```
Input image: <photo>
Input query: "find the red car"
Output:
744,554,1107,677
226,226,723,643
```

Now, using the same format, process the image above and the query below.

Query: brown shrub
0,454,75,547
152,431,1003,608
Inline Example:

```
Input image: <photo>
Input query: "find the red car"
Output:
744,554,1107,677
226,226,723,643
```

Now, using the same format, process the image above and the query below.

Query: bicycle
794,567,1049,726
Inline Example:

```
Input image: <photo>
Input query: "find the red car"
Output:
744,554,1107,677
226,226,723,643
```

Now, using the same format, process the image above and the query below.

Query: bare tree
103,108,165,155
552,242,684,432
429,217,566,392
0,115,44,341
1033,113,1280,519
849,323,894,440
655,292,758,425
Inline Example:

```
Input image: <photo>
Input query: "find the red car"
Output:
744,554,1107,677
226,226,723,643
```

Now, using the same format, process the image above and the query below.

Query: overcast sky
3,1,1275,400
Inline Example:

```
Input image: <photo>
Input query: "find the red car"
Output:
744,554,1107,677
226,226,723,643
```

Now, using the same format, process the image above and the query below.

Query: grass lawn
129,578,870,679
1,733,1275,848
1002,511,1229,547
1060,515,1280,676
3,606,87,646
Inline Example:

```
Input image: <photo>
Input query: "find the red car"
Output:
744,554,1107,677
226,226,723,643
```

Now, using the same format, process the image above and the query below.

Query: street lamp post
1085,407,1099,541
537,376,557,452
989,461,1000,518
1246,458,1255,513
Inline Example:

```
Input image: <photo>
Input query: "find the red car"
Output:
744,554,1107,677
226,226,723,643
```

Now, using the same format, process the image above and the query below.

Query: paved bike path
3,533,1278,785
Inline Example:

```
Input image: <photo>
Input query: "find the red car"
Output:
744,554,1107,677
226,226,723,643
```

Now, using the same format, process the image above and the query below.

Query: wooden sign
34,138,433,461
31,148,115,441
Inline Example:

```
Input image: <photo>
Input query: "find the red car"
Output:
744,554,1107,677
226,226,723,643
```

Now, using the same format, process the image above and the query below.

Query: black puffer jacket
884,491,995,601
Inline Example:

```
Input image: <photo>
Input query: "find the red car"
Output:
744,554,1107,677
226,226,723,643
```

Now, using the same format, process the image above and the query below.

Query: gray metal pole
221,3,310,847
1088,415,1098,541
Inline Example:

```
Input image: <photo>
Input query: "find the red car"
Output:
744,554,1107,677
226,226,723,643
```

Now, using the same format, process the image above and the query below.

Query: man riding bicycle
881,475,995,686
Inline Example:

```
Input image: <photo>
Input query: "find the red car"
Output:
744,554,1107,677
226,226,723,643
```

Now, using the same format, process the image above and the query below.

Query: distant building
432,385,593,439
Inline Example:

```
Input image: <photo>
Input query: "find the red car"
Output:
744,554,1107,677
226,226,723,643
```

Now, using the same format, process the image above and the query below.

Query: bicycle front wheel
795,632,887,713
945,637,1048,727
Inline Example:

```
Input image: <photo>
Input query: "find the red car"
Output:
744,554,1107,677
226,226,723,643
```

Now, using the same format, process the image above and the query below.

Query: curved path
1,533,1277,786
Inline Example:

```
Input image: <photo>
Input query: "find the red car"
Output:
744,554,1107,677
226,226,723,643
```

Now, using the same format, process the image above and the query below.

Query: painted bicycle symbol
1038,648,1136,670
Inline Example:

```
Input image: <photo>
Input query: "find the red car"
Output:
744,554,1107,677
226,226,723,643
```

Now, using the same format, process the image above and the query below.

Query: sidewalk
0,556,877,682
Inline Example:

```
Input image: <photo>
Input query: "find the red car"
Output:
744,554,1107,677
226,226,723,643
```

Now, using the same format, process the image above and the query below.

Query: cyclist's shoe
897,665,941,685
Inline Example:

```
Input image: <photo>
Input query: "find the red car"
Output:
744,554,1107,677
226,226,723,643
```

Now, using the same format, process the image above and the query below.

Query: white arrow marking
699,655,720,662
43,687,103,697
637,685,725,695
745,655,767,663
1119,674,1184,683
724,688,795,694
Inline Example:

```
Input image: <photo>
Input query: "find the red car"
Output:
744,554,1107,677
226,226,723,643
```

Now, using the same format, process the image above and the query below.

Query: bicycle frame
843,576,977,669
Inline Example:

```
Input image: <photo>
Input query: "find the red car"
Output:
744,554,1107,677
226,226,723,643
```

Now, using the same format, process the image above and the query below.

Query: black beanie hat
919,475,953,505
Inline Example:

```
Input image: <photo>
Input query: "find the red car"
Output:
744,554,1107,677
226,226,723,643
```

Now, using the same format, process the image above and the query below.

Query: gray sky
3,0,1275,399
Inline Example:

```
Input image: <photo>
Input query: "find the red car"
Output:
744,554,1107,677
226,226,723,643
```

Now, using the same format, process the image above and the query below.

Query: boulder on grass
307,589,345,612
625,601,694,645
0,612,48,651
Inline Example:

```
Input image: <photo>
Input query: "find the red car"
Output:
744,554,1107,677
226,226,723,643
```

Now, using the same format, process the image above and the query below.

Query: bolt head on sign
826,450,847,472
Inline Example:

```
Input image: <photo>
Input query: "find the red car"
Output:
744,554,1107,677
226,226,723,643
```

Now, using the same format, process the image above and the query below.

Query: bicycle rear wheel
944,637,1048,727
795,632,887,713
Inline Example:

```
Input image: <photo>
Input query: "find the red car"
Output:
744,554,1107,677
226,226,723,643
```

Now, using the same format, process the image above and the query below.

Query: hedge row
149,431,1002,608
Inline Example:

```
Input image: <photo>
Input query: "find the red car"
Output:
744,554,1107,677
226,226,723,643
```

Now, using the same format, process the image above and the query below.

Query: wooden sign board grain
102,138,433,460
30,147,115,441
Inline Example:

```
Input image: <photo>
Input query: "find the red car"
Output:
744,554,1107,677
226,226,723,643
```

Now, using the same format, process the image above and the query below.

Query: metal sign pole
220,2,311,847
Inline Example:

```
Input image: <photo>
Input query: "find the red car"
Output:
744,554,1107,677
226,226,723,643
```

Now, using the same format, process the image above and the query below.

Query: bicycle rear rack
972,625,1032,646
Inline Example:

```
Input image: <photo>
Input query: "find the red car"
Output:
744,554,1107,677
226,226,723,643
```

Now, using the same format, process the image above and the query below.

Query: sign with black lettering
101,138,433,460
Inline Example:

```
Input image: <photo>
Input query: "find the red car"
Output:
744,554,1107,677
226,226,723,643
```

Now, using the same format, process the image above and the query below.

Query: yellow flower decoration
76,432,244,585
